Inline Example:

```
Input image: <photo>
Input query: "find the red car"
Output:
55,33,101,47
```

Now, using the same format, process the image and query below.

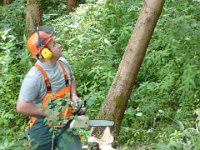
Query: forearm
71,77,77,96
71,77,80,102
16,98,48,117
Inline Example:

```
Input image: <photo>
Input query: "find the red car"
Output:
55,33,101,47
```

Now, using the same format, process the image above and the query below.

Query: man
16,26,82,150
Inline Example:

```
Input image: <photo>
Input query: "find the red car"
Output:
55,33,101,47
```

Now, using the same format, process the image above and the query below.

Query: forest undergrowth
0,0,199,149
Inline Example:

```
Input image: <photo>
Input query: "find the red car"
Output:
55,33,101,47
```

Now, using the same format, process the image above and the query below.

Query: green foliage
0,0,199,149
43,0,67,21
119,0,200,148
155,119,200,150
0,1,30,148
0,28,28,148
0,0,26,39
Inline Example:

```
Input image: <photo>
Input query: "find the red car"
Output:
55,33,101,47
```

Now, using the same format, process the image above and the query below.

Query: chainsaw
52,101,114,150
63,101,114,128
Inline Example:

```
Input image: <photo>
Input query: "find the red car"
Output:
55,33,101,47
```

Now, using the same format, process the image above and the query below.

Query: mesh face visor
36,26,55,51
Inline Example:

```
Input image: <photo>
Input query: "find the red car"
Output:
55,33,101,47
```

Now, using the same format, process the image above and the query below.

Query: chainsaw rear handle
63,100,87,118
72,100,83,115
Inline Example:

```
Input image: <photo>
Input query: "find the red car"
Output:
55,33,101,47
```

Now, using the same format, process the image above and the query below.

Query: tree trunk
95,0,165,136
67,0,77,13
26,0,42,38
3,0,11,5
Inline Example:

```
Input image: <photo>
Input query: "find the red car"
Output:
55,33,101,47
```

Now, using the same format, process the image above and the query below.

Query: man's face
47,38,62,60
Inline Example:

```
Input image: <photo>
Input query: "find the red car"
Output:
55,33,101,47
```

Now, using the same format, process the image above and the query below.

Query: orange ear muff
41,48,53,59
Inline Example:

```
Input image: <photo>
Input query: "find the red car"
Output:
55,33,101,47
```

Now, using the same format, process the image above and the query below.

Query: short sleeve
19,67,41,102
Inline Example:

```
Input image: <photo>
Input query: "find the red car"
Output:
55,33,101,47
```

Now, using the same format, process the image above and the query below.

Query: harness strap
42,86,70,108
58,61,69,85
28,117,37,129
35,64,52,92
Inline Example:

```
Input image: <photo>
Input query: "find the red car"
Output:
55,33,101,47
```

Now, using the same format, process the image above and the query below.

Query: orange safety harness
28,61,71,129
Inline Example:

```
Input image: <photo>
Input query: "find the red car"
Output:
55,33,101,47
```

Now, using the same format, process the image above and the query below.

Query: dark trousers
29,118,82,150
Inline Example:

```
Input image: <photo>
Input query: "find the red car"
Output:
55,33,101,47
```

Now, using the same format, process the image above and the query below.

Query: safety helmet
27,26,54,56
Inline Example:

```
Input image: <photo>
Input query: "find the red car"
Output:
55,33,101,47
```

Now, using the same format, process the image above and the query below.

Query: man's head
27,26,61,60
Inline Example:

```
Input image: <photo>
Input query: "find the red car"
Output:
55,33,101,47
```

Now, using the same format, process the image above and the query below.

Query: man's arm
71,76,79,102
16,97,48,117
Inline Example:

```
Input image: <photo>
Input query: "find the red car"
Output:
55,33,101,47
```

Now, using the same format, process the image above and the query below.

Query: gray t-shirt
19,57,73,104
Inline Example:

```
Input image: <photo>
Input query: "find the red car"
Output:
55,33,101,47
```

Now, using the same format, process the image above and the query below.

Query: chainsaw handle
72,101,83,115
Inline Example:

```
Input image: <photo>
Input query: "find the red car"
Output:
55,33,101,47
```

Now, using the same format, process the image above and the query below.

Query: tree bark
3,0,11,5
26,0,42,38
67,0,77,13
95,0,165,136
